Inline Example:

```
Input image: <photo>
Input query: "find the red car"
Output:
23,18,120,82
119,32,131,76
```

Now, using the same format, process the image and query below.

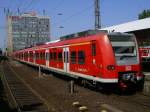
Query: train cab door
46,49,49,67
63,47,69,72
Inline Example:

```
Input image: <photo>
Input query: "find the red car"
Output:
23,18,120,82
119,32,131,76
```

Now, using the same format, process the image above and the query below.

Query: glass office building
7,12,50,53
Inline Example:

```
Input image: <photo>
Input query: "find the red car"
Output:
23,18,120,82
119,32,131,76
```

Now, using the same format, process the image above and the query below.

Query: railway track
2,60,150,112
112,93,150,108
1,61,49,112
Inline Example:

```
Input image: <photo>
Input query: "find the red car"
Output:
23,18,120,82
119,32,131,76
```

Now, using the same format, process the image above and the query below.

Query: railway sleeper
17,100,42,106
2,63,49,112
19,103,46,111
11,88,33,92
12,93,35,98
9,86,29,90
15,98,45,110
15,96,39,101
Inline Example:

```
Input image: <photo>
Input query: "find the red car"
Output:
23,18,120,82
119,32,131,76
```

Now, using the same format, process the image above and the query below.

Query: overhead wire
21,0,36,14
17,0,26,9
52,4,94,28
48,0,66,14
16,0,27,14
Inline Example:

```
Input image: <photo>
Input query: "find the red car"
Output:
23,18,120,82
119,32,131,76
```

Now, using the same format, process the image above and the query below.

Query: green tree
138,9,150,19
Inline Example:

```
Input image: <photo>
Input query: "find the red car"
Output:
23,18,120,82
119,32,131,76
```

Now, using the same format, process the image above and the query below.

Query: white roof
101,17,150,32
45,39,60,44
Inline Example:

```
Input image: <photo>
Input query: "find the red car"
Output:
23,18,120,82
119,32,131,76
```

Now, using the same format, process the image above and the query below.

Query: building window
92,42,96,56
78,51,85,64
58,52,62,62
71,51,76,64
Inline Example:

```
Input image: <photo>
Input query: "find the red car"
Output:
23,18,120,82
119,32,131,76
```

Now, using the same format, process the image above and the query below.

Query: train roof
14,29,135,53
60,29,108,41
108,32,134,37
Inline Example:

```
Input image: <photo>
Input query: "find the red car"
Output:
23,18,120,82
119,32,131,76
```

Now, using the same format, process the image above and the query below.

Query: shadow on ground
142,63,150,72
0,79,11,112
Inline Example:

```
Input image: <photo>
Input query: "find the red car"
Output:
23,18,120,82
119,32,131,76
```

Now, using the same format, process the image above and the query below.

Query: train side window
36,52,39,60
33,53,36,60
78,50,85,64
31,53,33,58
40,52,42,60
92,42,96,56
25,52,28,58
58,52,62,62
24,53,26,58
35,53,38,60
54,52,57,61
42,52,45,60
41,53,42,60
41,52,43,60
50,52,53,60
37,53,39,60
71,51,76,64
29,52,32,58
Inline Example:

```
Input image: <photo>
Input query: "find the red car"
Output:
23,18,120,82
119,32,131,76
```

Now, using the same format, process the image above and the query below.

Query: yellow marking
79,106,88,112
72,101,81,107
101,110,108,112
70,42,91,46
101,104,123,112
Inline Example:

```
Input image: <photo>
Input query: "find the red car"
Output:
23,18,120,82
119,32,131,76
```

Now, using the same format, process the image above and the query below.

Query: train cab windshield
108,33,139,65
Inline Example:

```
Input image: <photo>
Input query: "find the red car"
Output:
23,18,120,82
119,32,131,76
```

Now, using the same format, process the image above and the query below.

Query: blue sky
0,0,150,50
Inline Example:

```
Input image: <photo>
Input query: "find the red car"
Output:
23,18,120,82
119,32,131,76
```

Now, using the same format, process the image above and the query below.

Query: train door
46,49,49,67
63,47,69,72
28,51,29,62
33,51,36,64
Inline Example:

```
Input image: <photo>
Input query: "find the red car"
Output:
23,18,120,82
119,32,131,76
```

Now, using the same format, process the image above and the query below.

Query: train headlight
107,65,115,71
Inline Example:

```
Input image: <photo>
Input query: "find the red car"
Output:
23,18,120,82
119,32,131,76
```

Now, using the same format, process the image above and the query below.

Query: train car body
139,46,150,63
13,30,144,91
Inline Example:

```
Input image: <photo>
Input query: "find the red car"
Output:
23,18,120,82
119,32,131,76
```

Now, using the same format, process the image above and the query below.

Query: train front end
108,33,144,91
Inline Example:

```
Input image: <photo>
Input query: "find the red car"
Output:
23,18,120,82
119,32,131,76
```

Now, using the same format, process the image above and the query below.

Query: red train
139,46,150,63
13,30,144,91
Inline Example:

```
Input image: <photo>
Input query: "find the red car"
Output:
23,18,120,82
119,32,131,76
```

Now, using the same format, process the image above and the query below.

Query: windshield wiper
120,55,135,60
